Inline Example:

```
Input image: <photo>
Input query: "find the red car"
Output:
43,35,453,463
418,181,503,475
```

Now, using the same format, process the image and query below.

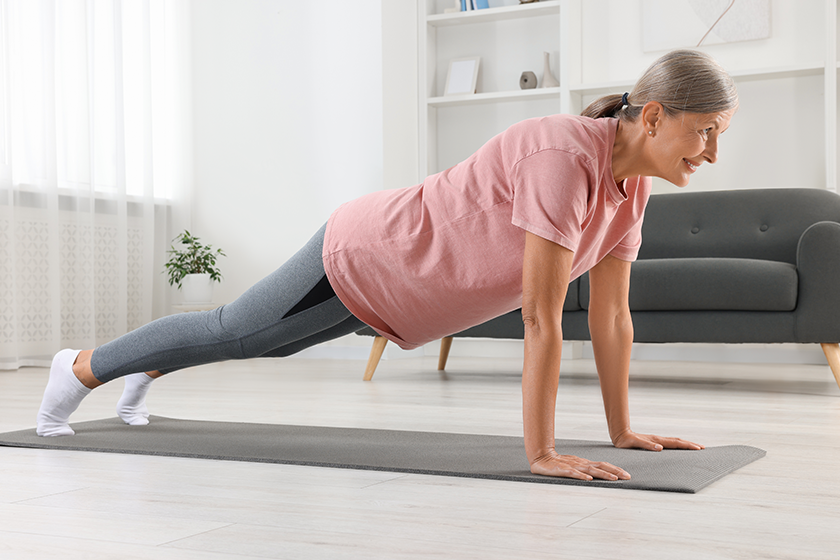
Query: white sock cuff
63,349,91,394
135,373,155,387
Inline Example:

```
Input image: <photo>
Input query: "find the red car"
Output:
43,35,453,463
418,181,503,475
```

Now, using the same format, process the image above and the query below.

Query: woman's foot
36,349,92,436
116,373,154,426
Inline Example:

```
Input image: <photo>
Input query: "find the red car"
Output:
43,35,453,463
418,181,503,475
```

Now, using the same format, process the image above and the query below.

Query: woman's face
649,109,733,188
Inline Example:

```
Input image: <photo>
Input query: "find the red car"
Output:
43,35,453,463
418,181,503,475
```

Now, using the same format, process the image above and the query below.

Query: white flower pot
181,273,214,304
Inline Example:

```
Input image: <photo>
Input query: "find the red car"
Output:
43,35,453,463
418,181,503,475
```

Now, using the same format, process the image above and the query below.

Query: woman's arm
588,254,703,451
521,232,630,481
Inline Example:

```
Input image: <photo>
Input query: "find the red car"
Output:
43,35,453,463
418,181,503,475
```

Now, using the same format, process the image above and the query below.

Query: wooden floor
1,353,838,559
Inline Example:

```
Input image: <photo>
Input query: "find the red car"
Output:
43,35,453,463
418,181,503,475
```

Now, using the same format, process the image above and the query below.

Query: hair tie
621,92,629,107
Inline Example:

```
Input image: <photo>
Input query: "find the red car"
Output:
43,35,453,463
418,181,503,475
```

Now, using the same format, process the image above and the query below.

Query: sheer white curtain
0,0,191,369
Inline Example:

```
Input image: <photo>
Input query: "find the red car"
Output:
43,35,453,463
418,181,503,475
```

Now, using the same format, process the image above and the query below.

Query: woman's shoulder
509,113,612,134
502,114,617,162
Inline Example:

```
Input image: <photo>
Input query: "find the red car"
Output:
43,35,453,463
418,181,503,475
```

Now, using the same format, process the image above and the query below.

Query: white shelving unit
569,63,826,97
419,0,839,193
427,86,561,107
426,0,560,26
419,0,562,176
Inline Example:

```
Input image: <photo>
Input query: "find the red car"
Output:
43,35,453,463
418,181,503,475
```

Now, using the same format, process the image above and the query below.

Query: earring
648,130,654,137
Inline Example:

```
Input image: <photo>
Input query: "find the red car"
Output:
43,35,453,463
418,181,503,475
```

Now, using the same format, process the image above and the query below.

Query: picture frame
641,0,770,52
444,56,480,96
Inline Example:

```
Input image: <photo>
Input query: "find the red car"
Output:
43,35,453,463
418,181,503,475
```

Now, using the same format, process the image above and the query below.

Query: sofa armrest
795,220,840,342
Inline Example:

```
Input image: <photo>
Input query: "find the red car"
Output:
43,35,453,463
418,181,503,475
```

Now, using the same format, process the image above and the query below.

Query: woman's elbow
522,310,563,340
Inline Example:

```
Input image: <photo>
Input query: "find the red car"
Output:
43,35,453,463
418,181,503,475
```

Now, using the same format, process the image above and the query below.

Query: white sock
116,372,154,426
36,349,91,437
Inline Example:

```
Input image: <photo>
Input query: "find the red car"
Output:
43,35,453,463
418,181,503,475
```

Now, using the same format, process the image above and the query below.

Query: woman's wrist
609,425,632,444
524,429,558,464
528,447,559,467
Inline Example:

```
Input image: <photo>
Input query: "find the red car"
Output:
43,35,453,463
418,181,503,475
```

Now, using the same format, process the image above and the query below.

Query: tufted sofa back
638,188,840,265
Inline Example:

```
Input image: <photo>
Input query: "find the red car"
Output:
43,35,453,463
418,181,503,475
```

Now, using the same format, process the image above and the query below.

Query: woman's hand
530,450,631,481
611,429,705,451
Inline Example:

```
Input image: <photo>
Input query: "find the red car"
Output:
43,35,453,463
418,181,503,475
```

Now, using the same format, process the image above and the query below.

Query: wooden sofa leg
438,337,453,371
364,336,388,381
821,343,840,390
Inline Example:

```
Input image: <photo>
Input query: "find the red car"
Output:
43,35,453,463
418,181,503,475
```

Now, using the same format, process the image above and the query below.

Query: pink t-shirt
323,114,652,349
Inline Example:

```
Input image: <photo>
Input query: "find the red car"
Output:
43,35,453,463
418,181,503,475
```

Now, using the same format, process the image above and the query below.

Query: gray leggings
90,224,366,383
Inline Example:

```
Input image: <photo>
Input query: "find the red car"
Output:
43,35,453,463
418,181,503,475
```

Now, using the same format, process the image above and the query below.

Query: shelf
427,0,560,27
730,62,824,82
568,62,827,97
427,87,561,107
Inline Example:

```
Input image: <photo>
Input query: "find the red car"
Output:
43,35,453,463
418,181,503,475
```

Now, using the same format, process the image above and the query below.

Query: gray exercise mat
0,416,765,493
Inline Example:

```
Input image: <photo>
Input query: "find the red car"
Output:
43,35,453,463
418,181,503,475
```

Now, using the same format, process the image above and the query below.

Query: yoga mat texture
0,416,765,493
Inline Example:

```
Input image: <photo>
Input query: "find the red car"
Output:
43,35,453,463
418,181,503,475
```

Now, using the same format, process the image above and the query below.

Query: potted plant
164,230,226,304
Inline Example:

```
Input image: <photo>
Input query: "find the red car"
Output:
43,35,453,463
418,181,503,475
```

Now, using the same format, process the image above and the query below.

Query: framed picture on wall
641,0,770,52
444,56,480,96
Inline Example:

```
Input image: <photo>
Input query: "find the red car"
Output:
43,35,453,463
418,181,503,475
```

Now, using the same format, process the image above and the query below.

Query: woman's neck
611,119,649,183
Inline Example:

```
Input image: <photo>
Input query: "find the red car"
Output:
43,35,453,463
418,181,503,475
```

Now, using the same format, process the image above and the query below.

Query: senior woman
37,49,737,482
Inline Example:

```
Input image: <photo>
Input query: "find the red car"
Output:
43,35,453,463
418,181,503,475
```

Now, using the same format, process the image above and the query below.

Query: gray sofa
360,188,840,388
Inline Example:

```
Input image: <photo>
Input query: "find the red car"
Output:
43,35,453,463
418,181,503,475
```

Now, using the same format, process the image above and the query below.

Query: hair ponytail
581,93,626,119
581,50,738,121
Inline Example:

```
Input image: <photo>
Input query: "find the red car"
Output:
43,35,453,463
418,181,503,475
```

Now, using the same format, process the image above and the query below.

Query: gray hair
581,50,738,120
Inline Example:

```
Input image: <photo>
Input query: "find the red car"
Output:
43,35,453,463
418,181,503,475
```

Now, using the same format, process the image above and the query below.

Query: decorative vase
540,51,559,88
181,273,214,304
520,71,537,89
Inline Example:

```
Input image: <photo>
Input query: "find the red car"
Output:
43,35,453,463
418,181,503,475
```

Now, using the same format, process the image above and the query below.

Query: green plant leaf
163,230,226,289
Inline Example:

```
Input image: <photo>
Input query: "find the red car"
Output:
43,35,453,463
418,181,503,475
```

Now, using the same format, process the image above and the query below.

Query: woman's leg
91,224,336,382
110,308,365,427
255,314,366,358
37,224,364,436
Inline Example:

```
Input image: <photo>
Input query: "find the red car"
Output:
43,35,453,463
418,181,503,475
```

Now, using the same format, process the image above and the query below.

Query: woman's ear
640,101,664,136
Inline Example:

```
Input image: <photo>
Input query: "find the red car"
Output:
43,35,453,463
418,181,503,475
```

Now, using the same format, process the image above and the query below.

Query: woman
37,49,737,482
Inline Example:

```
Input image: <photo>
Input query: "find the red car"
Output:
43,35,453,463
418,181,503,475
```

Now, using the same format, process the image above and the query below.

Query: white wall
190,0,383,304
382,1,419,189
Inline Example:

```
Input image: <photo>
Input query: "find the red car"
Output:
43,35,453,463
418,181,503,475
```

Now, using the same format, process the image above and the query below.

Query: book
474,0,490,9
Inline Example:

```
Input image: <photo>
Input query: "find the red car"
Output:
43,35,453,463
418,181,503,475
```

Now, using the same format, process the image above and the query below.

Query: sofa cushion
638,188,840,265
580,258,798,312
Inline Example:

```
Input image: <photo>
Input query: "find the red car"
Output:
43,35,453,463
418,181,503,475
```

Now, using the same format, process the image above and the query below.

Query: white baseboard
625,342,828,365
295,334,829,366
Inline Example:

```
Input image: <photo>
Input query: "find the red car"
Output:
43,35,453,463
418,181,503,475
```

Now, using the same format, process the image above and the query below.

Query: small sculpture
520,71,537,90
540,51,559,88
